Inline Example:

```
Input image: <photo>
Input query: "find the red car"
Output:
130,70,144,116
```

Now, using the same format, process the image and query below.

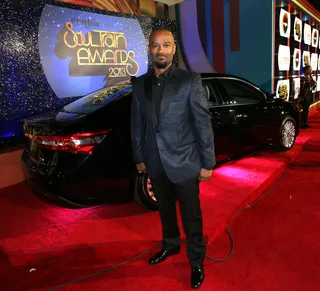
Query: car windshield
62,81,132,114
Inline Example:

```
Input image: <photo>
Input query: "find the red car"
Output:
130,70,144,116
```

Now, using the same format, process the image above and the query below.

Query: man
130,28,215,289
300,65,316,129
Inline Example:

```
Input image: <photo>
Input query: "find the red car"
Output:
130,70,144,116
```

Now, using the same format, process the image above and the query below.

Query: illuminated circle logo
38,5,148,98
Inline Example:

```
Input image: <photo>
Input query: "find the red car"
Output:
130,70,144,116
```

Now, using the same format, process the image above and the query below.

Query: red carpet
0,111,319,291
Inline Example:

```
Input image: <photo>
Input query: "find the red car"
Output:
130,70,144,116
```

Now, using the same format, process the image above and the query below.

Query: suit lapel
159,66,180,124
141,66,181,128
143,73,157,127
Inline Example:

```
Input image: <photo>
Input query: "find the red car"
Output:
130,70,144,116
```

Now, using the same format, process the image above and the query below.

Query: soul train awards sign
38,5,148,98
61,22,139,77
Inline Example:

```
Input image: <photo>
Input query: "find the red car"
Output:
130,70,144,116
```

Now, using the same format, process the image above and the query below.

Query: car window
218,78,264,104
202,81,220,107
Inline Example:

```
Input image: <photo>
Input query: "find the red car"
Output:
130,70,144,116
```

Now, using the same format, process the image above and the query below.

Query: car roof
200,72,249,81
199,73,265,92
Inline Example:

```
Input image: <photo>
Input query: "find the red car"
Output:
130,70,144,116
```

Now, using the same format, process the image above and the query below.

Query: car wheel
275,116,297,151
134,172,158,210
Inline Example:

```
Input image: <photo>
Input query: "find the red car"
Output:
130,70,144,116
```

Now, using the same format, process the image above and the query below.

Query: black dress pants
301,100,311,126
150,155,206,267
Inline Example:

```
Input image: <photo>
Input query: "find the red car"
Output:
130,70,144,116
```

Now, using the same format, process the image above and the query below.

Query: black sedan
22,73,300,210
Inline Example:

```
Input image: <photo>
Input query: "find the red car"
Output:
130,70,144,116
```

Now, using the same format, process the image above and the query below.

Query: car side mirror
265,93,275,102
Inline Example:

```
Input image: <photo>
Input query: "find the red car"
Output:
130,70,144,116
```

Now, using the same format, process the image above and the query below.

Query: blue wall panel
224,0,274,92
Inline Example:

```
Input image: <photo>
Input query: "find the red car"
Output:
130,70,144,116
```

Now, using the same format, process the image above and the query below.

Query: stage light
0,132,15,139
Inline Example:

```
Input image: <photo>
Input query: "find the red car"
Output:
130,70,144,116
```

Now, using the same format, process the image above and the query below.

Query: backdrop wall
224,0,274,92
0,0,176,148
196,0,274,92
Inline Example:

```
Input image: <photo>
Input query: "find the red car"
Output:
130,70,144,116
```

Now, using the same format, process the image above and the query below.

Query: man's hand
198,168,212,182
136,162,146,173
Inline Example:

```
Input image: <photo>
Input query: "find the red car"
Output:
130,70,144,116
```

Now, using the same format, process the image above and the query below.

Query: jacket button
156,130,160,133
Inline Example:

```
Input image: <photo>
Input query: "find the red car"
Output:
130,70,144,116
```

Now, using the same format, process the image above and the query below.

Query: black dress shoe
148,247,180,265
191,264,204,289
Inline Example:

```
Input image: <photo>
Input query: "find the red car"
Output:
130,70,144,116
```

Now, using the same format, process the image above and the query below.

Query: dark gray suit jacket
130,66,216,183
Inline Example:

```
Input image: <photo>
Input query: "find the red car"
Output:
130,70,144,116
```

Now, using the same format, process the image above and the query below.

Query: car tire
134,172,158,210
275,115,297,151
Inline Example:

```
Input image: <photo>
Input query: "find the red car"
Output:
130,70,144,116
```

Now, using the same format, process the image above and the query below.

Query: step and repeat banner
274,1,320,104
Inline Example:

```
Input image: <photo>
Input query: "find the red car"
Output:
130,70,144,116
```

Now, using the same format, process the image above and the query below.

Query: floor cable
48,148,304,290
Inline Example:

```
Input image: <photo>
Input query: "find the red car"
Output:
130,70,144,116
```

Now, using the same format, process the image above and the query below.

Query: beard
153,53,171,69
154,59,169,69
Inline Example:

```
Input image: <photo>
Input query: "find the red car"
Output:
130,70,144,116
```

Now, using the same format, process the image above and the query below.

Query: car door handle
210,112,220,117
210,112,222,125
